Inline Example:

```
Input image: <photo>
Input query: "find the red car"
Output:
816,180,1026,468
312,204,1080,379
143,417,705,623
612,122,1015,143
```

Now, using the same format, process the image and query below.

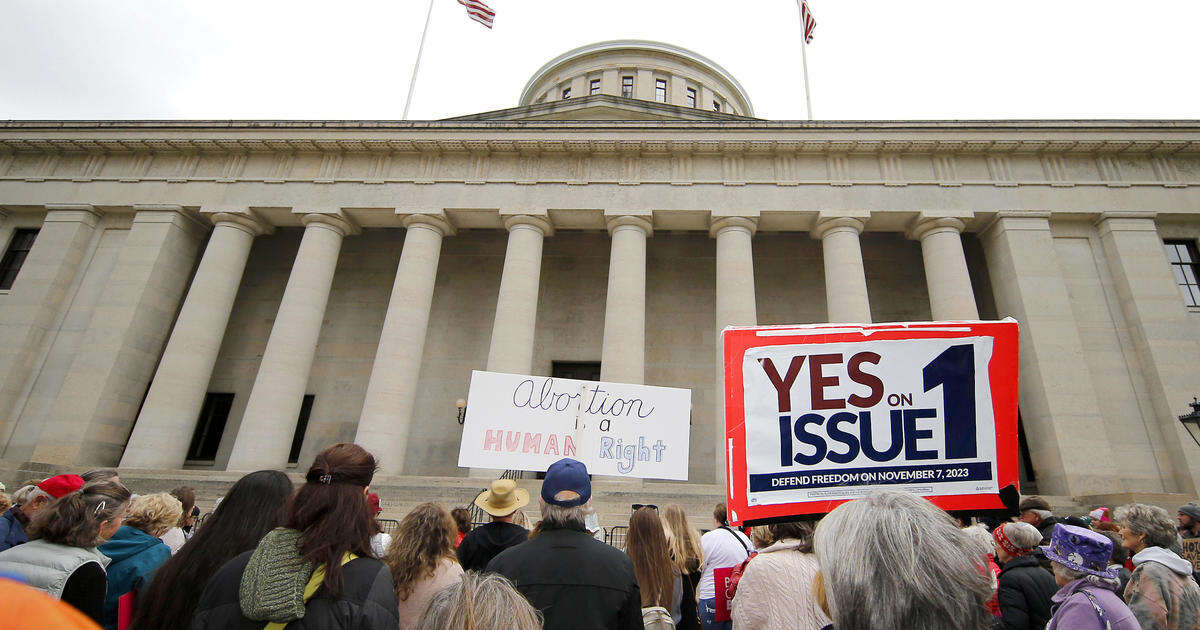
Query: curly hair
125,493,183,537
1119,503,1179,549
385,502,457,600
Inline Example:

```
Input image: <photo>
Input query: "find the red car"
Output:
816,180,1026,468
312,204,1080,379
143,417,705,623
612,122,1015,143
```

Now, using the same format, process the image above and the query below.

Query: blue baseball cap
541,458,591,507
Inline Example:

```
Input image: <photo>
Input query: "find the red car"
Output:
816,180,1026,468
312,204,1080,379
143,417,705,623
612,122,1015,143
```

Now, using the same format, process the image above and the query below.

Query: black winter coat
487,525,642,630
993,554,1058,630
456,521,528,572
189,551,399,630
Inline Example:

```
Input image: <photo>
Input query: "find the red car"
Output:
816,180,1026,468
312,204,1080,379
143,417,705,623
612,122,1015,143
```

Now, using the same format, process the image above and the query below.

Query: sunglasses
632,504,658,511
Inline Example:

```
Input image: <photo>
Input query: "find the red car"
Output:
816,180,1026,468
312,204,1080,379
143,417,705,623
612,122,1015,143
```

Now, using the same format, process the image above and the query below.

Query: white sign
458,370,692,480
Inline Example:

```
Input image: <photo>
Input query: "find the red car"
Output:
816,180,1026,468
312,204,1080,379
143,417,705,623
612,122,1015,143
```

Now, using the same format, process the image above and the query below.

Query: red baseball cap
367,492,382,516
37,474,85,499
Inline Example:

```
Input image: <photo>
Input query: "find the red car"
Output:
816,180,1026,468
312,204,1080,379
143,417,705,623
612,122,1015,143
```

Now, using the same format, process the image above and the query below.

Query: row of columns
122,209,981,477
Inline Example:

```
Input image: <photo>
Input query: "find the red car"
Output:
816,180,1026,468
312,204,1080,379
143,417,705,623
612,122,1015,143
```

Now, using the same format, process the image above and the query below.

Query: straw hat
474,479,530,517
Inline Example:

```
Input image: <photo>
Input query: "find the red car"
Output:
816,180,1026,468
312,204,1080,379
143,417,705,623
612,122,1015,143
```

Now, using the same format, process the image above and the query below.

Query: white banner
457,370,692,480
742,336,999,506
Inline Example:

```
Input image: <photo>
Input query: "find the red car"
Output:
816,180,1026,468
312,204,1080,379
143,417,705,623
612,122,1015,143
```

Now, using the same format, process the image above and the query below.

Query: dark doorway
288,395,316,464
1016,410,1038,493
552,361,601,382
187,393,234,462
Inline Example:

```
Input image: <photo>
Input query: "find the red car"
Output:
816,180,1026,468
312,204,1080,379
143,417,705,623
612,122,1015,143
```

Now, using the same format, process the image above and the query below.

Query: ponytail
29,480,131,547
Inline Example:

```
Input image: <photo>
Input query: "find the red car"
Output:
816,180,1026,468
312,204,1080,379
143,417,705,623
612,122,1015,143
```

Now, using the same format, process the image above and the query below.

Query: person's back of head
627,507,675,609
129,470,293,630
285,443,378,598
813,489,992,630
169,486,196,529
29,480,131,548
760,520,815,551
713,502,728,528
1095,529,1130,566
80,469,120,485
416,572,541,630
450,508,472,536
662,503,701,573
123,493,183,538
385,502,457,599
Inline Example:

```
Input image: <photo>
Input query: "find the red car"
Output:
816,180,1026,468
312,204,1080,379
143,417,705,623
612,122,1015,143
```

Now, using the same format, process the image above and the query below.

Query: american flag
798,0,816,43
458,0,495,29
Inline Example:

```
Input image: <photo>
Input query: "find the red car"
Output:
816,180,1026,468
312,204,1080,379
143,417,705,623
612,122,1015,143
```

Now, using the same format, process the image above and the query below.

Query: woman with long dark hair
129,470,293,630
627,506,699,630
190,443,399,629
383,502,463,630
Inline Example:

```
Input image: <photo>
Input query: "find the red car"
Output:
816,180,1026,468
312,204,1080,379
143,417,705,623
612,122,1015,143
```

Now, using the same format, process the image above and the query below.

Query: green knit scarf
239,528,314,623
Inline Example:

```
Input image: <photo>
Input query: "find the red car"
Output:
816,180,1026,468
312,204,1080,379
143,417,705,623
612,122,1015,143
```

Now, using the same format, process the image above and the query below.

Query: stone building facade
1,41,1199,503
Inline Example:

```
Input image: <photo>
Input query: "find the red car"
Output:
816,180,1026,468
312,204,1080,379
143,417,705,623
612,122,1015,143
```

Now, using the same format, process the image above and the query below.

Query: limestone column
1096,213,1200,495
909,216,980,320
0,205,102,453
32,206,208,466
120,209,271,469
486,214,552,375
813,216,872,323
980,212,1120,496
355,213,454,475
600,214,652,385
225,211,355,471
711,216,758,487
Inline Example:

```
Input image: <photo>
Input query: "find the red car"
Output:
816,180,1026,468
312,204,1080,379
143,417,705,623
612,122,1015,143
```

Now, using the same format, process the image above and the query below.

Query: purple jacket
1046,578,1142,630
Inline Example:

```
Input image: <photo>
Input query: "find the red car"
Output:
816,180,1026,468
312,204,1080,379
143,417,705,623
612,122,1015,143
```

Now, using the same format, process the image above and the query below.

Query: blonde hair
124,493,183,537
385,503,457,600
416,572,542,630
662,504,702,574
0,492,9,513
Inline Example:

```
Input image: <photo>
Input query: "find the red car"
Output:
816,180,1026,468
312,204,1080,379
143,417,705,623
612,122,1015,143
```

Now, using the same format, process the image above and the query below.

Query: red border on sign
722,320,1020,525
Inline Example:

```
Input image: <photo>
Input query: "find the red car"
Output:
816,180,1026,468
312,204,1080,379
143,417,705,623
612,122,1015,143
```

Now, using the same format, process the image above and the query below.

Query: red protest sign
722,320,1019,525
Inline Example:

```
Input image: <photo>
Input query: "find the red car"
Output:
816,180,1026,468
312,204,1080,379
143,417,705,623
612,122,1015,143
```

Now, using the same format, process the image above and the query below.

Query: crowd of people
2,445,1200,630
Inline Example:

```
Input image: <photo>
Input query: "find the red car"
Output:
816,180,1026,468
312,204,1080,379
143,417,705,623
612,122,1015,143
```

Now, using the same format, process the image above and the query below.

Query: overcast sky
2,0,1198,121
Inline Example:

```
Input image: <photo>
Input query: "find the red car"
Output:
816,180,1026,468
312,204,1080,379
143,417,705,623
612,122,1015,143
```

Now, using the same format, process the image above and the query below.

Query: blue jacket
0,507,29,552
97,525,171,630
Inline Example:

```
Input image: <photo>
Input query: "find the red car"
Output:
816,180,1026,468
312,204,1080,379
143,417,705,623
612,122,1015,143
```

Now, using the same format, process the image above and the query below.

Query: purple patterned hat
1040,523,1119,579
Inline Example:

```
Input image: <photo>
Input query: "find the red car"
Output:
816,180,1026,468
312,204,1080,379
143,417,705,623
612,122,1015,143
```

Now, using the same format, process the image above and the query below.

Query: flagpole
797,2,813,120
403,0,436,120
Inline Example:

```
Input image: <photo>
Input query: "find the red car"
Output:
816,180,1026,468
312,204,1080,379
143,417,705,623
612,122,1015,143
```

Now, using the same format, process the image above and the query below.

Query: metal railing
377,518,400,535
605,525,628,550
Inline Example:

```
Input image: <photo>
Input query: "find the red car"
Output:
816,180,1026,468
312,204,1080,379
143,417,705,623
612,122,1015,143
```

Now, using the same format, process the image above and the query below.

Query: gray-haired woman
812,489,993,630
1043,523,1140,630
1118,503,1200,630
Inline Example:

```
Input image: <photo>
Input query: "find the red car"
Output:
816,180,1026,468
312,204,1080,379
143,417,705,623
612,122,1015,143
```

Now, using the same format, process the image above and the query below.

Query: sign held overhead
458,370,692,480
723,320,1019,524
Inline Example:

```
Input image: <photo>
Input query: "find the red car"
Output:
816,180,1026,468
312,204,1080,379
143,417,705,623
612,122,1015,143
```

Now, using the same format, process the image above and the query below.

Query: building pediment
442,94,757,122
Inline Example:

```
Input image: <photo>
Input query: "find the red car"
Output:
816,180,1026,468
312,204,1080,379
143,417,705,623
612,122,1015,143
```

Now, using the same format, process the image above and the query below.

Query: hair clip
93,500,106,517
319,474,332,484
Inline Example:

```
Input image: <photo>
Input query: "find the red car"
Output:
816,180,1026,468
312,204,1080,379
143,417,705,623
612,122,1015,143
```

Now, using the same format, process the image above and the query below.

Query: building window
686,87,697,108
0,228,38,291
713,100,721,112
552,361,601,382
621,76,633,98
1165,240,1200,306
561,87,571,100
589,79,601,95
186,393,235,461
288,394,315,464
655,79,668,103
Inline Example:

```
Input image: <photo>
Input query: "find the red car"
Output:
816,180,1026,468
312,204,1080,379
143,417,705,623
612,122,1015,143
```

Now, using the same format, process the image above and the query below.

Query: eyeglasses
632,504,658,511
